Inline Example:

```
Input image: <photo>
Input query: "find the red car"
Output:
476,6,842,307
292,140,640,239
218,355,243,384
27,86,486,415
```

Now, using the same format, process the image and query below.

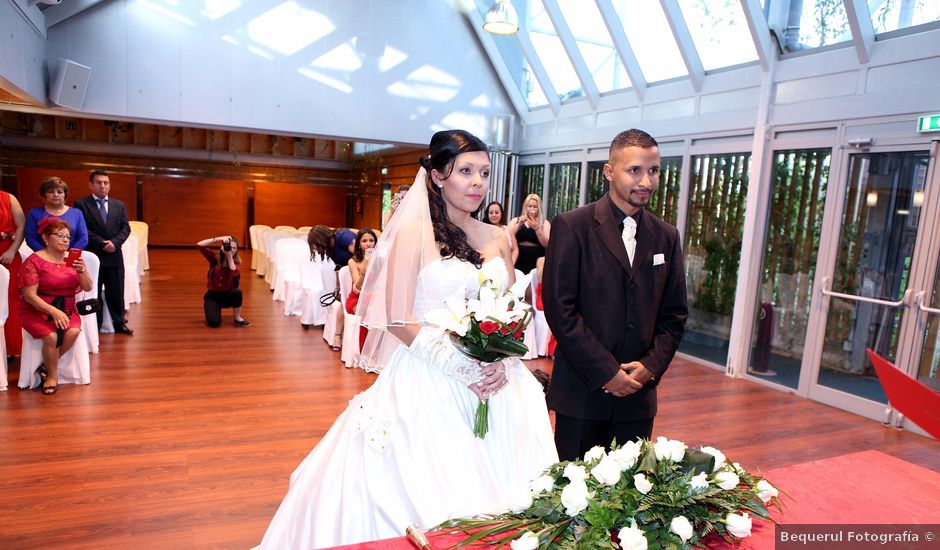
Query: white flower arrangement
437,438,783,549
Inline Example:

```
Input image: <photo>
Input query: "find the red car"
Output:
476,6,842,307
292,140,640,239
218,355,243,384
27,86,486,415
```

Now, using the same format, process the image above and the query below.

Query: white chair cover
255,227,274,277
19,327,91,389
274,225,296,232
123,234,141,308
264,230,289,287
297,226,312,232
18,242,32,262
516,269,538,360
0,265,8,391
321,261,341,347
249,224,272,271
129,220,150,271
338,266,362,368
272,236,303,302
530,268,552,357
79,251,100,354
278,238,309,316
299,255,328,326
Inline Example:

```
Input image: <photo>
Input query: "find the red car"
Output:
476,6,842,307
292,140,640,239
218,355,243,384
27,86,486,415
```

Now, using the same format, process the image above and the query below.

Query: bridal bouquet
437,437,784,549
424,265,534,438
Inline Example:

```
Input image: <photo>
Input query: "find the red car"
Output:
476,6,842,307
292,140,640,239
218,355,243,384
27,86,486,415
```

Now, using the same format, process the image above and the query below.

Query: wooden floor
1,249,938,550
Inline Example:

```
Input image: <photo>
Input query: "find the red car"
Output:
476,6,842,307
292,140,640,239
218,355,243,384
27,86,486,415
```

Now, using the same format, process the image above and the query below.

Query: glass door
809,145,940,423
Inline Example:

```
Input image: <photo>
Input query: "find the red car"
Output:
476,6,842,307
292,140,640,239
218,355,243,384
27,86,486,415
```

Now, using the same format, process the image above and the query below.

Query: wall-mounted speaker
49,59,91,110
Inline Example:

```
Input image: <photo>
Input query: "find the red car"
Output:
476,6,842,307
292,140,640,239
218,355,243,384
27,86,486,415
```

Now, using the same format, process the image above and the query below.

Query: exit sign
918,114,940,132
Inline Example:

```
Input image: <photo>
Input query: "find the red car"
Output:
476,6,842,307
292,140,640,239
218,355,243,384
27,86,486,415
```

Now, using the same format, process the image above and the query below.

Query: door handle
820,276,912,308
914,291,940,315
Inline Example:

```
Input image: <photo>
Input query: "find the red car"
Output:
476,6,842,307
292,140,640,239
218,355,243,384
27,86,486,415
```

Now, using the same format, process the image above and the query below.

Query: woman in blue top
25,177,89,252
308,225,357,351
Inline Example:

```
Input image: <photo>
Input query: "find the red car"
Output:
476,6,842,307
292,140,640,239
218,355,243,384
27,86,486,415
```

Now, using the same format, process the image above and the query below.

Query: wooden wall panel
14,167,139,220
143,177,246,246
253,181,347,229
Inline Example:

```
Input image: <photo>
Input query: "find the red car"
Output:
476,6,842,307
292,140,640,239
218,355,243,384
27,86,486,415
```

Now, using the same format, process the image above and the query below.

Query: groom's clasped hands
469,360,509,400
602,361,655,397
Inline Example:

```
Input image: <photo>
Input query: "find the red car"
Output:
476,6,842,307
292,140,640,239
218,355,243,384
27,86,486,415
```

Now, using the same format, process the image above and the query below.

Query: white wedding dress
259,257,558,549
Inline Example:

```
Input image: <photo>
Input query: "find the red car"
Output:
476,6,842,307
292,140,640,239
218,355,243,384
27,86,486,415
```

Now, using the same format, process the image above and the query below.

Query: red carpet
330,450,940,549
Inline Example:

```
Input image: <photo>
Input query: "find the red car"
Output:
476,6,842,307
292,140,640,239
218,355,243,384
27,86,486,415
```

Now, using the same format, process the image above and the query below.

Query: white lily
423,287,471,336
508,272,532,300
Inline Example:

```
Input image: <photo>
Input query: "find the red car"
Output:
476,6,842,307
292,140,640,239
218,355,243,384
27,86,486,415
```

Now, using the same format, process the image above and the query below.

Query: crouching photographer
196,235,250,328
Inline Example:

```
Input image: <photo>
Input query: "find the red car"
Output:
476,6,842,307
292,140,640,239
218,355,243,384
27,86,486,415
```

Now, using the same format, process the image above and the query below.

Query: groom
542,129,688,461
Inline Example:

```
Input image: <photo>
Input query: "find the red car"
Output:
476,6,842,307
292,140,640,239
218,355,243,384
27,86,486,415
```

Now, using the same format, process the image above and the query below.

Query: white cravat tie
622,216,637,267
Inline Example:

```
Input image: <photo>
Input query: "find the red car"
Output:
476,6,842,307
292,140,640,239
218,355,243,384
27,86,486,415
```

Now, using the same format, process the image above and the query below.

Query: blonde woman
508,193,551,274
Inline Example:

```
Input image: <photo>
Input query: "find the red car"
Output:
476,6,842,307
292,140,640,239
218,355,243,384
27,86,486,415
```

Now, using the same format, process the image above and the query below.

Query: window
870,0,940,34
517,165,545,217
527,0,584,102
557,0,630,93
766,0,852,52
677,0,759,70
612,0,687,82
546,162,581,219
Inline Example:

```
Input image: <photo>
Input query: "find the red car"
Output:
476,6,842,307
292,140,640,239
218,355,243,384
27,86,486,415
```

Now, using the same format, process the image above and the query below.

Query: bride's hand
473,360,509,398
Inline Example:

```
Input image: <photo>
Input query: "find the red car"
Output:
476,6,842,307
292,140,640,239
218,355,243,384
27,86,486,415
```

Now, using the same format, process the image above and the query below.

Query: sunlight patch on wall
137,0,195,26
248,1,335,56
387,65,461,102
378,46,407,73
470,93,492,108
437,112,488,139
298,68,353,94
202,0,241,21
247,45,275,61
312,42,363,72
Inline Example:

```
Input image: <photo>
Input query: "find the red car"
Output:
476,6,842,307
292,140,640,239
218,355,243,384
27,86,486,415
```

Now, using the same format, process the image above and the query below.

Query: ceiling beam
739,0,777,71
463,3,531,123
516,25,562,115
844,0,875,64
41,0,107,28
659,0,704,92
541,0,599,109
594,0,646,102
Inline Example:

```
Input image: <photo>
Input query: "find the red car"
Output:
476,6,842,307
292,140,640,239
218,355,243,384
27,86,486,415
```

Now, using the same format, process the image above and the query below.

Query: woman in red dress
346,228,377,354
0,190,26,356
17,219,93,394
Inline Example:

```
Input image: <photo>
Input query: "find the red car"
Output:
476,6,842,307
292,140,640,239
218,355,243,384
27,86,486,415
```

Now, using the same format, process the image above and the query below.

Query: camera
222,241,232,252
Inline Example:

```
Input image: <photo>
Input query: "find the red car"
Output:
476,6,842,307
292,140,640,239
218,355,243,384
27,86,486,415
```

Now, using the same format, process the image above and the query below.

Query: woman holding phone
508,193,551,275
16,219,93,395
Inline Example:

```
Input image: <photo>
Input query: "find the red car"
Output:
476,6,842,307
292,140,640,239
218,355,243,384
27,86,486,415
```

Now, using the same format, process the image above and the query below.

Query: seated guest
197,235,249,328
25,177,89,252
17,219,93,395
308,225,356,351
346,228,377,357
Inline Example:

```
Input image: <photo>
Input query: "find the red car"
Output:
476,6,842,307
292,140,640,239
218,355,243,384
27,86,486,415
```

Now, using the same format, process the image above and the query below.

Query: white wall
39,0,514,145
0,0,47,103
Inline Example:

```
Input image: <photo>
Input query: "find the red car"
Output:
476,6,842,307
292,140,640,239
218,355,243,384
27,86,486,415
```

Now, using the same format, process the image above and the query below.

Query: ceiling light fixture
483,0,519,35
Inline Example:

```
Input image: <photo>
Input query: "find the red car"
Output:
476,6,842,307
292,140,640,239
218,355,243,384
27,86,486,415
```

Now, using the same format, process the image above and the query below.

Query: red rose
499,326,510,335
479,321,500,335
513,329,524,339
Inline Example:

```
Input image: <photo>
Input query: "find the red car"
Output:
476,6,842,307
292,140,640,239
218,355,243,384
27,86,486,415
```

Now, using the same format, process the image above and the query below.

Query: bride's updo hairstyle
420,129,486,268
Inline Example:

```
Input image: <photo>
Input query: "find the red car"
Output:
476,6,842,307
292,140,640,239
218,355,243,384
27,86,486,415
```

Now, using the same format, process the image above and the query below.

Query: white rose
689,471,709,490
608,441,642,471
507,487,533,513
725,512,752,538
529,475,555,495
732,462,746,474
654,437,686,462
699,446,727,472
617,523,648,550
563,463,587,483
670,515,694,542
510,530,539,550
755,479,779,503
715,470,740,490
591,456,622,486
560,481,590,517
633,473,653,495
584,445,607,463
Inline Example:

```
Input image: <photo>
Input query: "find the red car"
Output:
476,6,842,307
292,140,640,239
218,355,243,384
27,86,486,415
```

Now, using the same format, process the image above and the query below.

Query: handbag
76,298,102,316
319,290,340,308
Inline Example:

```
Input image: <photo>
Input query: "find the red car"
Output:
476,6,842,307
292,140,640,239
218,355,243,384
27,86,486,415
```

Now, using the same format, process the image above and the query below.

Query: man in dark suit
543,129,687,461
75,169,134,335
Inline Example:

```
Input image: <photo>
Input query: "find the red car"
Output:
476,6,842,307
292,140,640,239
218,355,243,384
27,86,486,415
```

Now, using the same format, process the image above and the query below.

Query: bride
258,130,558,549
